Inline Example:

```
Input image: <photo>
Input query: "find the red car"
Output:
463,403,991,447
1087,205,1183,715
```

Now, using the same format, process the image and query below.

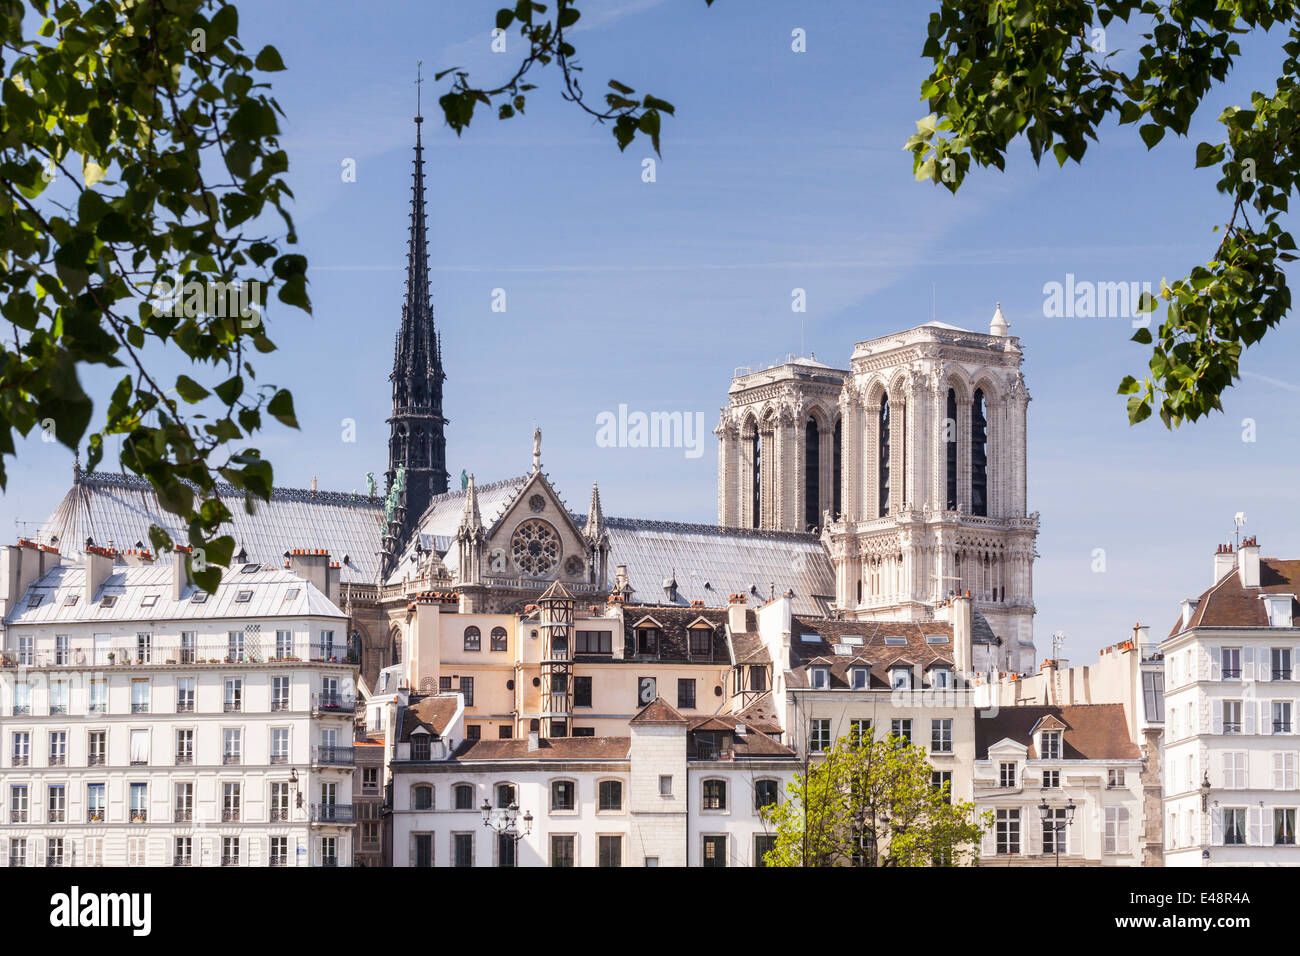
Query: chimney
527,732,540,752
120,547,155,567
951,590,973,675
84,548,116,605
287,549,331,600
614,564,630,592
1,540,61,617
1238,537,1261,588
1133,623,1153,658
1214,542,1236,583
172,547,192,600
727,593,748,634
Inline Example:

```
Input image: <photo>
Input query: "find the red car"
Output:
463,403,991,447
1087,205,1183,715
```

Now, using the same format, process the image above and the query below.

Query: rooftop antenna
1051,630,1066,660
415,60,423,119
1234,511,1247,549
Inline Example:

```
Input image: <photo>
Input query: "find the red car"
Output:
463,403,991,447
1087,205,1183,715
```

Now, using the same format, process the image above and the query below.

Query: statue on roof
460,469,468,490
366,472,376,498
532,425,542,472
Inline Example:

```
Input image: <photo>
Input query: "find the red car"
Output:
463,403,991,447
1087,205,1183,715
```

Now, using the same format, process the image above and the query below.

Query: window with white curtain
129,729,150,765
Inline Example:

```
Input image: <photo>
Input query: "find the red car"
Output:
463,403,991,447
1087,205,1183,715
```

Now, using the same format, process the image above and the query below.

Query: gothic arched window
390,628,403,666
804,417,820,531
878,394,891,517
971,389,988,516
946,388,958,510
832,417,842,520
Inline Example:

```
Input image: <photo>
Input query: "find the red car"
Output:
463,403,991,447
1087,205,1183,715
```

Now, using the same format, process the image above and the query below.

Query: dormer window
890,666,913,690
999,761,1017,788
1040,731,1062,760
410,735,431,761
636,628,659,657
849,667,869,690
688,627,712,656
930,667,953,689
1263,594,1295,628
810,667,831,690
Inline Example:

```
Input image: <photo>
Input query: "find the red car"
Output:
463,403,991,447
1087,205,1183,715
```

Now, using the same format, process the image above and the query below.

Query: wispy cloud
1241,370,1300,393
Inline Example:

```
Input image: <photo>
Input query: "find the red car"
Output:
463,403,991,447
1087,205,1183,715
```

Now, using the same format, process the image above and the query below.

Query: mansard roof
452,737,632,761
1167,556,1300,637
39,472,384,585
620,604,729,662
974,704,1139,761
785,617,958,689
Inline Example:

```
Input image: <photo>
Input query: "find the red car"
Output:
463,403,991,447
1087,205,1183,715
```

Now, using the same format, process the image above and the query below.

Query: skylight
832,645,854,657
800,633,824,643
141,595,159,608
840,635,864,646
283,588,300,602
99,595,117,608
925,634,949,644
26,594,42,608
883,636,907,646
190,591,208,604
240,563,261,574
235,590,253,603
63,594,78,607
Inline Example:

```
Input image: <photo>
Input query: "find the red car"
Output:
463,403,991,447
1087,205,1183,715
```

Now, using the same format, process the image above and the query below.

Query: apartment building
0,541,359,866
1163,538,1300,866
386,693,796,866
973,704,1145,866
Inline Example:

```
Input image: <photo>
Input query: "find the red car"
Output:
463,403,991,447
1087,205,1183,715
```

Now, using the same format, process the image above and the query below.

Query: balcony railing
11,756,28,767
1222,668,1241,679
50,704,67,715
313,746,355,767
176,700,194,712
320,857,340,867
88,704,106,715
312,693,355,715
270,808,291,822
130,810,148,823
222,809,241,822
1223,722,1242,734
17,640,359,668
49,755,66,767
47,810,65,823
270,754,288,765
131,703,150,714
174,855,193,867
175,809,193,822
222,754,241,766
1275,722,1293,734
87,811,104,823
10,811,27,823
310,804,355,824
224,701,242,713
269,855,287,867
11,706,29,716
88,754,105,766
176,754,193,766
221,856,239,867
1275,670,1293,681
271,699,291,712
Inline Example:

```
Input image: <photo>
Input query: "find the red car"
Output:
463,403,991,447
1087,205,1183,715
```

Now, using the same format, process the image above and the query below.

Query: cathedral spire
584,481,607,543
385,64,449,576
459,473,483,533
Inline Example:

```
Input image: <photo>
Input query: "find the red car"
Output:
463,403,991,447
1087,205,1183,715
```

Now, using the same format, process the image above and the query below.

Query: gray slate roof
39,473,385,585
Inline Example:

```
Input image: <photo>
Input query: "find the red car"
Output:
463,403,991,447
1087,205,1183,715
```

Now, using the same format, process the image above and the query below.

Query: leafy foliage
907,0,1300,428
436,0,714,155
761,732,989,867
0,0,307,589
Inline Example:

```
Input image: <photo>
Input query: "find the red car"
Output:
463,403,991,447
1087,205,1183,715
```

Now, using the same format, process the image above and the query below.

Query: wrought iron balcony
270,807,291,822
222,809,241,822
174,809,193,822
270,754,288,765
1275,670,1293,681
224,701,242,713
49,755,66,767
320,857,340,867
1222,668,1241,679
1223,722,1242,734
11,756,28,767
313,746,355,767
308,643,358,664
176,754,193,766
1275,721,1293,734
222,754,241,766
269,854,288,867
176,700,194,713
173,855,192,867
131,703,150,714
9,811,26,823
221,855,239,867
271,699,291,712
312,693,355,715
87,811,105,824
47,810,65,823
310,804,355,824
11,706,29,716
130,810,148,823
88,754,105,766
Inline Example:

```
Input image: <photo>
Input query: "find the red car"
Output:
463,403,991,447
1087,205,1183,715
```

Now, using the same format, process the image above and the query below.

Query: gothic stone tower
386,108,449,562
717,308,1038,672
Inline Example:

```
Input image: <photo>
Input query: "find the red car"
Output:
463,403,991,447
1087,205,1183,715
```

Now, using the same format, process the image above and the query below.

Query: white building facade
0,542,359,867
1163,538,1300,866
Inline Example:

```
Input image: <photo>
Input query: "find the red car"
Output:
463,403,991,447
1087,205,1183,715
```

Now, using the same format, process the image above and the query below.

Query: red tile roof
1168,558,1300,637
975,704,1138,760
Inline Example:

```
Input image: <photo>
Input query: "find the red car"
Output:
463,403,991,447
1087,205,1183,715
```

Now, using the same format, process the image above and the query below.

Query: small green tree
762,732,990,867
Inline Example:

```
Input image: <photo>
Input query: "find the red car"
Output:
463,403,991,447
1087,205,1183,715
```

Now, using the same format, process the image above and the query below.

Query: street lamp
481,799,533,864
1199,773,1212,811
1037,798,1077,867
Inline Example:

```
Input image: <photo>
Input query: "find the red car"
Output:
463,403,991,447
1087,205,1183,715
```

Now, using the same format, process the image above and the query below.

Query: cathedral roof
38,472,385,585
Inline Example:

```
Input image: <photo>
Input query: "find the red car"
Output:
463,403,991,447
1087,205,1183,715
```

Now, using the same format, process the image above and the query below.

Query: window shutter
1245,702,1256,735
1211,808,1223,845
1210,647,1221,680
1212,699,1223,735
1259,652,1271,682
1243,646,1255,681
1249,806,1263,846
1275,752,1285,790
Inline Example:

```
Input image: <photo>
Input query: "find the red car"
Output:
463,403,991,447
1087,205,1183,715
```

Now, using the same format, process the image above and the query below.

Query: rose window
511,519,560,576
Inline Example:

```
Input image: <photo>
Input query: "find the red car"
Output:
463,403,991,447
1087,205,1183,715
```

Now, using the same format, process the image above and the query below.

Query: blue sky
5,0,1300,663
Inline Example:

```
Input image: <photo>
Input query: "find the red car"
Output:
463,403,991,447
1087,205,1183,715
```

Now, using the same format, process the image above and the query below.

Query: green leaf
254,46,287,72
267,389,298,428
1138,124,1165,149
174,375,211,403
